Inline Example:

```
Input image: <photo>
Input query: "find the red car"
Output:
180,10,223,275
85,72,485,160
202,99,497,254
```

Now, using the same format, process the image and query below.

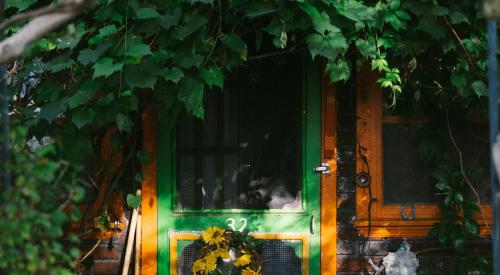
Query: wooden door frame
140,68,337,275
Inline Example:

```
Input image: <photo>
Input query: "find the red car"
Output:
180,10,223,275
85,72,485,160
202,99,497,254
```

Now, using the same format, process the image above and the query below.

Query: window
175,56,303,210
354,66,492,237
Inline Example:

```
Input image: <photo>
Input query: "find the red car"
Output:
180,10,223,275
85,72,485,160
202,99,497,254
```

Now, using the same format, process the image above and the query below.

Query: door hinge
313,163,330,174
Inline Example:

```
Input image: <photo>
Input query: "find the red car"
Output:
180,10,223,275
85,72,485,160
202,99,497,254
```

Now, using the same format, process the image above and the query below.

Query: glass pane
383,122,491,204
382,124,436,204
176,56,303,210
177,239,302,275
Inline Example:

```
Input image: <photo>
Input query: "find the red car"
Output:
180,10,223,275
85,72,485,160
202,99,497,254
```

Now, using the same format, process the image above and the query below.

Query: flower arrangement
192,226,263,275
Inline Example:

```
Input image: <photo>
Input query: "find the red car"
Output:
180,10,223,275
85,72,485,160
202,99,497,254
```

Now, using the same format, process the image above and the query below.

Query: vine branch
445,110,491,235
0,0,95,64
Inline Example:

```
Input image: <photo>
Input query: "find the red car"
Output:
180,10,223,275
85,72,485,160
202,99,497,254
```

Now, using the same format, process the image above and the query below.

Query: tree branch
0,0,95,64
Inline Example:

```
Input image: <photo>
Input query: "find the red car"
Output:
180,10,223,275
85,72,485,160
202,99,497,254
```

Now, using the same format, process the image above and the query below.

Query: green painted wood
156,58,322,274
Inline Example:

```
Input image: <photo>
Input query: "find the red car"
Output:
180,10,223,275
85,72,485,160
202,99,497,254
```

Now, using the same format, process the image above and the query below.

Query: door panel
156,56,321,274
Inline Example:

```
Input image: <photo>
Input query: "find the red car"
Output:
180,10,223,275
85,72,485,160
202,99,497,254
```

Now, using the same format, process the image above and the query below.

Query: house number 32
226,218,247,232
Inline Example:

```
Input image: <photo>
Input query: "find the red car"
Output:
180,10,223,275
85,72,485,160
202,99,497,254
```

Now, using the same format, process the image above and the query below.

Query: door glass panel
176,56,303,210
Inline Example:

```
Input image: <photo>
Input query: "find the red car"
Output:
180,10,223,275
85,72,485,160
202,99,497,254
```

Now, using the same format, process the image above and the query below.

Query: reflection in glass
176,56,302,210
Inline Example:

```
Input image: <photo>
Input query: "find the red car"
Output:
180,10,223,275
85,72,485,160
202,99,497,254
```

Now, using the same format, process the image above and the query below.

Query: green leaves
175,14,207,40
6,0,35,11
134,7,161,19
178,76,205,118
201,67,224,88
223,33,247,61
116,113,133,132
123,60,161,89
72,108,96,128
471,81,487,97
124,43,152,57
126,193,141,208
300,3,340,35
92,58,123,78
326,59,351,82
306,33,347,60
160,67,184,83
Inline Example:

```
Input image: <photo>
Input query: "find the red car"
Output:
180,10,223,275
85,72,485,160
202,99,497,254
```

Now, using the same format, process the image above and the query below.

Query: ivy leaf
160,67,184,83
463,218,479,235
335,0,374,22
124,43,152,57
417,16,446,39
123,60,160,89
92,58,123,78
432,5,449,16
126,194,141,209
223,33,248,61
134,7,161,19
451,73,466,90
306,33,347,60
68,80,100,108
299,3,340,35
326,59,351,82
471,80,487,97
449,11,470,24
39,100,67,122
395,10,411,21
176,14,207,40
453,238,465,251
78,48,100,65
116,113,133,133
56,23,87,50
44,53,74,73
72,108,96,129
385,12,406,31
98,24,118,37
355,38,377,58
201,67,224,88
371,58,388,72
6,0,35,11
178,76,205,118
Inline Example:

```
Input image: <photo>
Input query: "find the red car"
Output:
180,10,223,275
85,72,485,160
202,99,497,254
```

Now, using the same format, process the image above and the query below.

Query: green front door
157,55,322,274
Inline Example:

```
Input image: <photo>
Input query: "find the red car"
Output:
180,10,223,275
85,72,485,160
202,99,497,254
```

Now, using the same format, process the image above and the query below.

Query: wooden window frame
354,65,492,237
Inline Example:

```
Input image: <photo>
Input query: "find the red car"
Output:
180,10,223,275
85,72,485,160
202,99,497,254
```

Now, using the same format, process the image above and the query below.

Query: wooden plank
321,75,337,275
141,112,158,275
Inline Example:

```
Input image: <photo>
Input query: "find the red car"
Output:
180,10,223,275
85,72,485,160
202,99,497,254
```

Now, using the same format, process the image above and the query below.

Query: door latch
313,163,330,174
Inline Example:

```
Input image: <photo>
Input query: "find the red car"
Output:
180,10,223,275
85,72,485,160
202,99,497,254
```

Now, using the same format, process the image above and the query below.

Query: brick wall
334,79,492,274
79,211,135,275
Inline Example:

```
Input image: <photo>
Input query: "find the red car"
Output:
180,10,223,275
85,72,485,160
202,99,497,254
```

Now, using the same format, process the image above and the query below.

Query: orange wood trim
141,112,158,275
321,75,336,275
382,116,430,124
356,64,493,237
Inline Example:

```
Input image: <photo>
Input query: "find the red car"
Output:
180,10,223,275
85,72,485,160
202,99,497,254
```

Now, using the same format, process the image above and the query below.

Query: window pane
176,56,303,210
383,122,491,204
382,124,436,204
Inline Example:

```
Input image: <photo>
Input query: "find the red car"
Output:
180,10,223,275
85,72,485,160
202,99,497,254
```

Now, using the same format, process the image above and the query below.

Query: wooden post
135,213,142,275
122,190,140,275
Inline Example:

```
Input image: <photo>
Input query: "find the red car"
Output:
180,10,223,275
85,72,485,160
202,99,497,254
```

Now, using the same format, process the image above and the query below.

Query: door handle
310,215,315,234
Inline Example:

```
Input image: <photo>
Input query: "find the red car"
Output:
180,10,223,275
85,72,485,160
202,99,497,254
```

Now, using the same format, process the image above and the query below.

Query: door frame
141,64,337,275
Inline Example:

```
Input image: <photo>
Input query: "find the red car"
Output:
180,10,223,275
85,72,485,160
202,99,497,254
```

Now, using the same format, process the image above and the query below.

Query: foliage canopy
1,0,492,273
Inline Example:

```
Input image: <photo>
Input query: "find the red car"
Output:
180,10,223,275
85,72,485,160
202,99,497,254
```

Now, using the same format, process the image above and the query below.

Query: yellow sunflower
234,252,252,267
241,266,262,275
201,226,226,246
214,246,231,259
191,253,217,274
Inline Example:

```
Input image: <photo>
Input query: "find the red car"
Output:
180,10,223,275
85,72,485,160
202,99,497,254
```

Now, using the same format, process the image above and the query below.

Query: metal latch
313,163,330,174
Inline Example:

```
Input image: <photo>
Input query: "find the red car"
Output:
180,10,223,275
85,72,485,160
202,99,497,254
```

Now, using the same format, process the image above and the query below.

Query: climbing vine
0,0,492,273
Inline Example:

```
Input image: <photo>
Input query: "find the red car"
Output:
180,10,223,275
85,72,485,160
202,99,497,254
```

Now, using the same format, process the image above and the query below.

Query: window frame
354,65,492,237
